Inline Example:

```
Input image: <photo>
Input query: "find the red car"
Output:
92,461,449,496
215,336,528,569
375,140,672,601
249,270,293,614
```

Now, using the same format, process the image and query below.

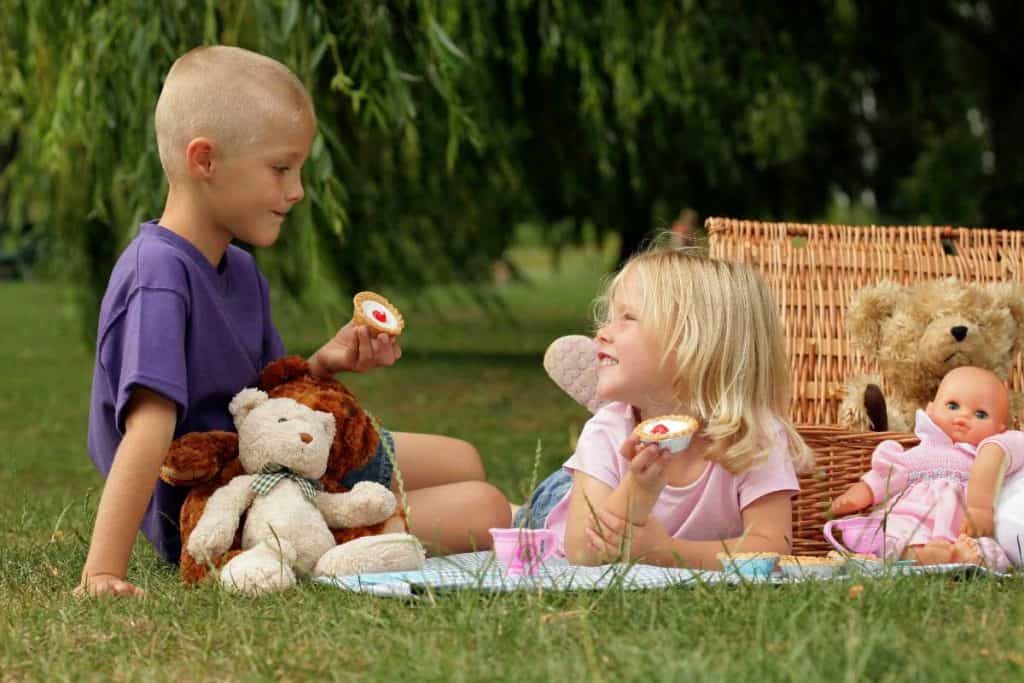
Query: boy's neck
159,185,233,267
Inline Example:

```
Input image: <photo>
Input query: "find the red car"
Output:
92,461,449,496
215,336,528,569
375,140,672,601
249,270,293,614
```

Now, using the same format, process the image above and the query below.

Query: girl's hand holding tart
633,415,699,453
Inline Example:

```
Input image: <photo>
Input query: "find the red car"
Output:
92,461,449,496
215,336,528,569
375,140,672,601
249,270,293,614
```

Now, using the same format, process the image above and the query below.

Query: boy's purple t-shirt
87,221,286,562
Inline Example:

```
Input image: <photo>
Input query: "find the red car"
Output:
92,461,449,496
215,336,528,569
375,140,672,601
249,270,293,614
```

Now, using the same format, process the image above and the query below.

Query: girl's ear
228,388,268,429
846,281,902,360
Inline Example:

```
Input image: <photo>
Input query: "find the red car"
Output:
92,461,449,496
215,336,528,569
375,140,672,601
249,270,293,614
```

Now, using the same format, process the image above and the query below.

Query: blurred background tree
2,0,1021,343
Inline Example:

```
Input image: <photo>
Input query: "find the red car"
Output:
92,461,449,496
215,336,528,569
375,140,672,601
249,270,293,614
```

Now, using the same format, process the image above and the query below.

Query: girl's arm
651,491,793,568
562,470,618,565
584,491,794,569
601,437,670,525
76,388,177,597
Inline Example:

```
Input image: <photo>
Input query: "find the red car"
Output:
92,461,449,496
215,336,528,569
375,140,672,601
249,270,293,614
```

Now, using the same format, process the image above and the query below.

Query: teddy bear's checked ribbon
251,463,324,501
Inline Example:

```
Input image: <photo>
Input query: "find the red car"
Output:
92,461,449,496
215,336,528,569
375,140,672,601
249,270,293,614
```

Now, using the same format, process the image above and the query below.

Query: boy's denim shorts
340,427,395,489
512,468,573,529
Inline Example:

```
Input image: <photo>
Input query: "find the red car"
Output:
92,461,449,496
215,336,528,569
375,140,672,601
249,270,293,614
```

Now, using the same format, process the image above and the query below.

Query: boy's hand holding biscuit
309,292,404,377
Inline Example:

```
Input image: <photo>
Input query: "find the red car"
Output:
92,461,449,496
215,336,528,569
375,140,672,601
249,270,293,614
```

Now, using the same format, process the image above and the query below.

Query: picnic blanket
314,551,1005,598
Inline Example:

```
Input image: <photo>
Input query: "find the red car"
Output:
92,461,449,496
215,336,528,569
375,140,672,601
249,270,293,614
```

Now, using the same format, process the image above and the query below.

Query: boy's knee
468,481,512,528
451,438,486,480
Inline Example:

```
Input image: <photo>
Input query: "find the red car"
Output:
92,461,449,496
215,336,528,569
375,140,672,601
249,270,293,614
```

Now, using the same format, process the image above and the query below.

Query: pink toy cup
824,516,884,555
489,528,559,576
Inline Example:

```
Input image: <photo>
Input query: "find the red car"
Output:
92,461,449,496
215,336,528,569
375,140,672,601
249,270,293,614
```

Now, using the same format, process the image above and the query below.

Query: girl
517,246,813,568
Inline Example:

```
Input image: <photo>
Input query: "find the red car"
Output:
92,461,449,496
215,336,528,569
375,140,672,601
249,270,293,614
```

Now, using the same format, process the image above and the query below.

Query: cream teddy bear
187,388,424,595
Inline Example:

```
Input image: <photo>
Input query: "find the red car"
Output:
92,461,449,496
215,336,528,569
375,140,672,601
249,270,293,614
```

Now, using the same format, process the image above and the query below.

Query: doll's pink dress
853,410,1024,569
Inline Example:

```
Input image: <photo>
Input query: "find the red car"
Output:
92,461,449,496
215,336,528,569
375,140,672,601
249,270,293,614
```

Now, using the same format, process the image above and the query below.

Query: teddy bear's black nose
951,326,968,342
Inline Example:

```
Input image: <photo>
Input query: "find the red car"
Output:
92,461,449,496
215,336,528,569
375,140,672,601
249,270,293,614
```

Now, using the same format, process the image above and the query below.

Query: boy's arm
76,388,177,597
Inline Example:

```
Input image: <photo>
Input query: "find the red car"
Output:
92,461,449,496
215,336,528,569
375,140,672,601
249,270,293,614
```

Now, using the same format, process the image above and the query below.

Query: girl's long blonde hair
597,246,813,474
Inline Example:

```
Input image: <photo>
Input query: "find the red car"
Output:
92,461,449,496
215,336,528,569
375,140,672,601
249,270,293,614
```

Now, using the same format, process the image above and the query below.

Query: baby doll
830,366,1024,569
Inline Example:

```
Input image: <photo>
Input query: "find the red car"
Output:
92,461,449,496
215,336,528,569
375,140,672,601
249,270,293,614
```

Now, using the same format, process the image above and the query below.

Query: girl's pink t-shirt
544,402,800,555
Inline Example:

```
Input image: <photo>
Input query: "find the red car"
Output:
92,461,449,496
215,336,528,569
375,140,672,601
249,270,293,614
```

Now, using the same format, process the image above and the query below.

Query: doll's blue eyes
944,402,988,419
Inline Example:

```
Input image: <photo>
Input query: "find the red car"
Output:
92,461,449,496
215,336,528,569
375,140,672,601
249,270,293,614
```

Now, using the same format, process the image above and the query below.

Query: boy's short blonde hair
155,45,314,179
597,246,814,474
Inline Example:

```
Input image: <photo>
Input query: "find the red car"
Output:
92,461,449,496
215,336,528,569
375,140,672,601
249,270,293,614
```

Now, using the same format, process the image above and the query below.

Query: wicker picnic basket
706,217,1024,554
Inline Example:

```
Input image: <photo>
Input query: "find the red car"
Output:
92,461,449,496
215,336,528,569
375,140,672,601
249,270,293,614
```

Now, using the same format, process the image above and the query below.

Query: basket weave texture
706,217,1024,555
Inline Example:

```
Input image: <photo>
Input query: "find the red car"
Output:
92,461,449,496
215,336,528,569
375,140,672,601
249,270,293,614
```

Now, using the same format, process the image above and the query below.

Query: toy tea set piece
352,291,405,336
716,552,780,578
823,521,917,575
489,528,559,577
778,555,844,579
633,415,698,453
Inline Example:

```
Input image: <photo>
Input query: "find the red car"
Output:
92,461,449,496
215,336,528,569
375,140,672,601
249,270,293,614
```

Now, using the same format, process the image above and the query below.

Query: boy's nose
287,178,305,204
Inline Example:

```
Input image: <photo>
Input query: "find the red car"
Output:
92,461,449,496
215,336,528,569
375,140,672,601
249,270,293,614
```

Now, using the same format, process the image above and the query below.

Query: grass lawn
3,242,1024,681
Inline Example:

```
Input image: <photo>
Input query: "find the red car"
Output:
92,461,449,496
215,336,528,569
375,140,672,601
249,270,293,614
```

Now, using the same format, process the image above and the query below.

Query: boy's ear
846,281,902,359
185,137,216,178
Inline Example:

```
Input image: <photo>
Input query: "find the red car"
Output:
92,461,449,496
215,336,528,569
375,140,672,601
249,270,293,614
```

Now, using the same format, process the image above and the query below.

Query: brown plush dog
160,355,404,583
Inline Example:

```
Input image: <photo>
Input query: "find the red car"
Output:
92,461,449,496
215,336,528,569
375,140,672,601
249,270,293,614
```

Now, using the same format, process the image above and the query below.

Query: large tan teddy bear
160,356,422,590
838,279,1024,432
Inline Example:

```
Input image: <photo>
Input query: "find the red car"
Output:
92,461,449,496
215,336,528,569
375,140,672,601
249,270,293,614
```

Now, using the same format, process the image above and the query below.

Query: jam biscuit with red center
352,292,405,336
632,415,698,453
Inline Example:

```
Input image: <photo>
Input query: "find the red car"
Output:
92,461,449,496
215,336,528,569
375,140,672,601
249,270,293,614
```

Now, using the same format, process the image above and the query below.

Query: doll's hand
621,435,671,493
584,507,671,562
73,573,145,599
311,323,401,376
958,505,995,538
831,482,874,515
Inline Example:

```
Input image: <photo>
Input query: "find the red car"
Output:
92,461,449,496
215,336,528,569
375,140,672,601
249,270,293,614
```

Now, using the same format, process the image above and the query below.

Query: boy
77,46,510,597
